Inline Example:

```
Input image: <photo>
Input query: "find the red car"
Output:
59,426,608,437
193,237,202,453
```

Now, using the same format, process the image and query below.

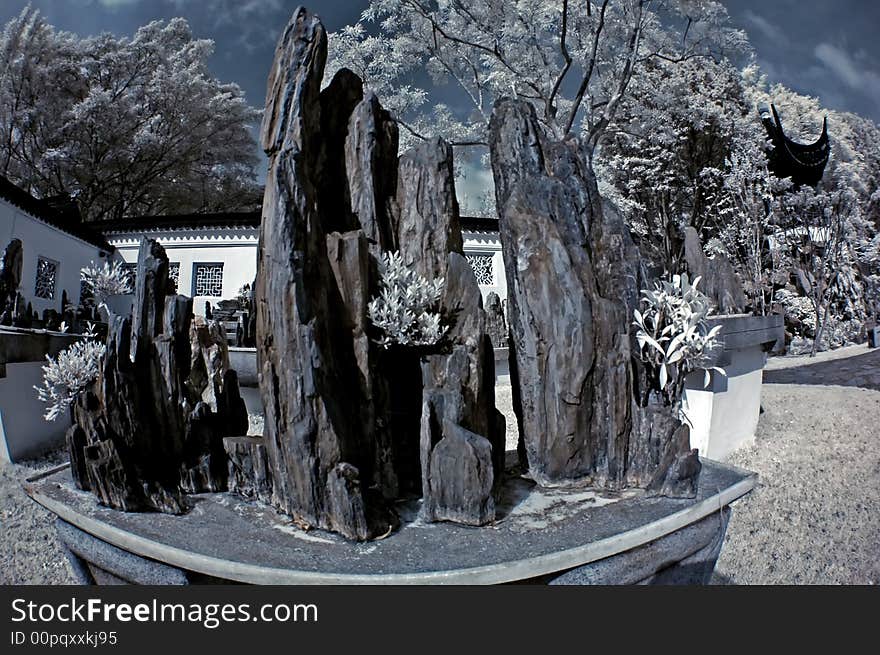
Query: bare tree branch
546,0,572,125
588,0,651,148
565,0,609,136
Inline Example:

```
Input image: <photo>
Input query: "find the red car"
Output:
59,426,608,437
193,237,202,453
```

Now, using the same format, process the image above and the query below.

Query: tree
327,1,747,153
596,58,761,275
746,75,878,350
0,7,261,222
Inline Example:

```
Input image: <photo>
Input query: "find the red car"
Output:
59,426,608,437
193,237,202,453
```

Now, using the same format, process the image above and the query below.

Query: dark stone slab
56,518,188,585
547,507,730,585
0,328,84,372
707,314,785,353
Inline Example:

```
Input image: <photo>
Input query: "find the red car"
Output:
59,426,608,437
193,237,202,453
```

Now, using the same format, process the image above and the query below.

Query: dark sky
2,0,878,203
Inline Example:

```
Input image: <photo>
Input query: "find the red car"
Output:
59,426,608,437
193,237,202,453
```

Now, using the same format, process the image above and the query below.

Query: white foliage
80,260,131,305
327,0,745,149
633,275,724,397
773,288,816,335
34,340,106,422
367,251,447,348
0,8,261,220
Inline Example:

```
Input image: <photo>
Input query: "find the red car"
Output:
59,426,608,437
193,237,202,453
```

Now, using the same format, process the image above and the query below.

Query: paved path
763,344,880,391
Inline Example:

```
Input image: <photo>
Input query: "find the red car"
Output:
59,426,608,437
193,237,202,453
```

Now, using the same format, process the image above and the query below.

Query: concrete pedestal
0,328,84,462
682,314,784,461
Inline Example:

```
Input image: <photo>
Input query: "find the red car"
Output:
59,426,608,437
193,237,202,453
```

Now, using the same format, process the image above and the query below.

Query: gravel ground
1,448,76,584
2,363,877,585
713,382,880,585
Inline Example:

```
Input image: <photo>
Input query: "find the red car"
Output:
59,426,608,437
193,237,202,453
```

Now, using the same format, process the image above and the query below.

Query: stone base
55,508,732,585
28,459,753,585
545,508,730,585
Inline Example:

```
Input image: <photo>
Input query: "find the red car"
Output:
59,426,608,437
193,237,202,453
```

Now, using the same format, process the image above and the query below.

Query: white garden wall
108,227,259,317
0,197,110,315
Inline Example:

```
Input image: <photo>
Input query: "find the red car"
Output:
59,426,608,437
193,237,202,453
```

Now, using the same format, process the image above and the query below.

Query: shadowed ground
763,344,880,391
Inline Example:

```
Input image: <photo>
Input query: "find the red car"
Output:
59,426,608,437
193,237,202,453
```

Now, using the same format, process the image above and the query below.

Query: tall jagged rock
0,238,23,325
345,91,399,253
254,8,503,537
67,239,248,512
395,137,503,523
255,8,397,540
683,226,746,314
490,98,699,497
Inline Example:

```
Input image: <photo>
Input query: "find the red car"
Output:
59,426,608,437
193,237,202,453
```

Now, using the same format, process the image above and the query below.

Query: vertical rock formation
682,226,746,314
255,8,396,540
489,99,699,497
67,239,248,512
485,292,508,348
225,436,274,503
395,137,504,524
0,238,24,325
254,8,503,538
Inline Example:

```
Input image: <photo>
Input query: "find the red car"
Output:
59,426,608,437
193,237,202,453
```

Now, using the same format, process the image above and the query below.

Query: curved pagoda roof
759,103,830,188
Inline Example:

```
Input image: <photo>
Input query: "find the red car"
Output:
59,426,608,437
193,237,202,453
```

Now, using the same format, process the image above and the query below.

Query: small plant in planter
34,338,106,422
80,259,131,318
367,251,448,351
633,275,725,406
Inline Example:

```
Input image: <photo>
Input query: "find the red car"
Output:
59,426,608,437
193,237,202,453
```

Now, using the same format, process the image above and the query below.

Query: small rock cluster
67,239,248,513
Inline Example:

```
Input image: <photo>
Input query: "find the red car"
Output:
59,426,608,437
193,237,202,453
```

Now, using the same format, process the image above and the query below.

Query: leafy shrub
34,340,106,421
774,288,816,337
633,275,724,401
367,251,447,348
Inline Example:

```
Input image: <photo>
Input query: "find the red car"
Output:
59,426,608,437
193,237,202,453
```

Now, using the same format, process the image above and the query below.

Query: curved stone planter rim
25,461,755,585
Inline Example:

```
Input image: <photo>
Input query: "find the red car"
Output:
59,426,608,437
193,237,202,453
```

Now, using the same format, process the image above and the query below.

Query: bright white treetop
326,0,748,152
0,7,262,221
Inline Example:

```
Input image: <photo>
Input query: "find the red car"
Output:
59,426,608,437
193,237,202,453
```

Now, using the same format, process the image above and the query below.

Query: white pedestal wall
682,345,765,460
0,361,69,462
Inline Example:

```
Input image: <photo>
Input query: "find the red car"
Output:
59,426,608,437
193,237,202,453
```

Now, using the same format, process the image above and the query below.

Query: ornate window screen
123,263,138,291
193,263,224,297
35,257,58,299
168,262,180,293
466,253,494,286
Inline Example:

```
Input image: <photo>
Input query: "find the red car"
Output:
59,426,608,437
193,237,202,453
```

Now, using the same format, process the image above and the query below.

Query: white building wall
107,227,506,317
0,197,109,316
108,227,258,317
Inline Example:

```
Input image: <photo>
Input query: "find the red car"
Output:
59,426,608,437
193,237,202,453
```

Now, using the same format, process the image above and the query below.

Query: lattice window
168,262,180,293
193,263,224,297
123,263,138,291
35,257,58,299
466,254,494,286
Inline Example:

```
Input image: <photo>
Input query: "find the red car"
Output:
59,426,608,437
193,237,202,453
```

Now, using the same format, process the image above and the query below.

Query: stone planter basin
25,458,754,585
682,313,784,461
